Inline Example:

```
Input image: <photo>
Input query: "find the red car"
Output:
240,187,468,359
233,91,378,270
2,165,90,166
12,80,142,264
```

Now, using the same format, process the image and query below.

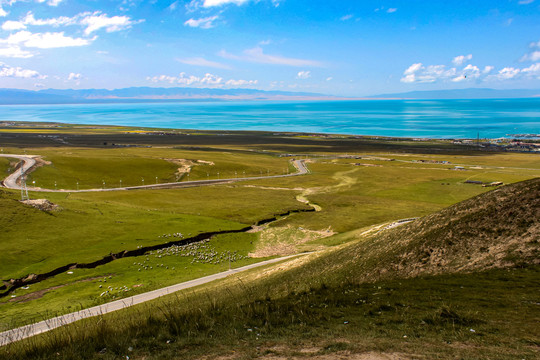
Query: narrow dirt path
295,167,360,212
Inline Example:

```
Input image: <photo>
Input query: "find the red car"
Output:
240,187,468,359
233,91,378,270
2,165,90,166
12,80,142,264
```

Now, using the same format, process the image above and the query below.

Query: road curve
0,154,37,189
0,155,309,193
0,253,308,347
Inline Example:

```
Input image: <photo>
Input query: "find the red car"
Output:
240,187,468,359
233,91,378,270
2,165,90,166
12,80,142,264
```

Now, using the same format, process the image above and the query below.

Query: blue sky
0,0,539,96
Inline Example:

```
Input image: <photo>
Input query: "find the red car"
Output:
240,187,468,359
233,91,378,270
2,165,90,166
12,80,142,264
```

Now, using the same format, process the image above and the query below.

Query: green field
2,176,538,359
0,122,538,358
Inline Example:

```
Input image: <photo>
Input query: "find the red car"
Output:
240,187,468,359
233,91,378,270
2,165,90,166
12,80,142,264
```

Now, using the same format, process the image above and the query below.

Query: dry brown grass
306,177,539,286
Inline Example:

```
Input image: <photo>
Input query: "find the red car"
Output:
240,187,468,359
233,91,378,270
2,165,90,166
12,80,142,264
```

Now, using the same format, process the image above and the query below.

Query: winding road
0,253,308,347
0,154,312,345
0,154,37,189
0,154,309,193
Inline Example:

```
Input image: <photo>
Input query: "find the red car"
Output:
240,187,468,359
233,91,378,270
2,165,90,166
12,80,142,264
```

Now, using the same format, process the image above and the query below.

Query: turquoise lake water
0,99,538,139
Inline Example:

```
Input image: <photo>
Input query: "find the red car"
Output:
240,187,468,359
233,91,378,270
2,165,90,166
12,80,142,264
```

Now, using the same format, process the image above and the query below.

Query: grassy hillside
3,178,538,359
303,176,539,285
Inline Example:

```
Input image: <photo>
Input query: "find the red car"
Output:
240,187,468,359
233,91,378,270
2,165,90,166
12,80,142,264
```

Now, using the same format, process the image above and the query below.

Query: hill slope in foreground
312,176,539,283
3,178,539,360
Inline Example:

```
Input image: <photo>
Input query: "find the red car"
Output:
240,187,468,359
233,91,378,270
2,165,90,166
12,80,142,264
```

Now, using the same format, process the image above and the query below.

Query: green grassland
0,157,10,177
22,147,293,190
2,177,537,360
0,231,260,330
28,266,534,360
0,123,538,358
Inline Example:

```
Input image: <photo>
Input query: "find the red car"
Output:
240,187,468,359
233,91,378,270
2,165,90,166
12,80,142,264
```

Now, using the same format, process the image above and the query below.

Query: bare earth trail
0,154,310,193
296,167,359,212
0,254,307,347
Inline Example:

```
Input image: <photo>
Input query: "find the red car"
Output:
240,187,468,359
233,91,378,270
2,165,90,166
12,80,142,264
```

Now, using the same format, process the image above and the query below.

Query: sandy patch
164,158,215,181
355,163,383,167
250,225,334,258
250,252,321,280
197,160,215,166
243,185,306,191
20,199,59,211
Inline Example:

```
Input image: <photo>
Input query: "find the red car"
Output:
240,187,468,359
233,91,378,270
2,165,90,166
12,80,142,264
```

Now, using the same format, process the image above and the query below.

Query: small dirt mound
21,199,60,211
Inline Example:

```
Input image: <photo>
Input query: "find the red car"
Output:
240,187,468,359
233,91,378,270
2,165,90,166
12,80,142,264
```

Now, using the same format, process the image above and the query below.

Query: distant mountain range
0,87,539,104
0,87,332,104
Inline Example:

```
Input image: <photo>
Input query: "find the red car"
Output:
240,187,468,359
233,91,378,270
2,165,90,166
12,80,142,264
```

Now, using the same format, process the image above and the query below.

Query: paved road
0,155,309,193
0,154,37,189
0,253,308,347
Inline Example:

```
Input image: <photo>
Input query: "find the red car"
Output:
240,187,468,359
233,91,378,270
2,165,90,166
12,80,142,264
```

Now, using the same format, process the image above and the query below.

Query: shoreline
0,99,538,140
1,120,539,142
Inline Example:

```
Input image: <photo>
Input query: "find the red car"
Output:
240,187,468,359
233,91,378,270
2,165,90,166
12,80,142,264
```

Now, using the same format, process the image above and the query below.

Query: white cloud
518,0,534,4
495,67,520,80
177,57,230,69
401,62,461,83
225,79,257,86
375,6,397,13
402,47,540,84
220,46,322,67
1,30,93,48
184,15,218,29
37,0,64,6
340,14,353,21
400,74,416,83
521,50,540,62
452,54,472,66
2,20,26,30
147,72,258,88
189,0,278,8
0,45,33,57
463,64,480,74
81,13,139,35
7,11,142,39
451,75,466,82
520,39,540,61
22,11,84,27
0,7,7,17
522,63,540,78
185,0,201,12
326,77,333,81
404,62,423,75
203,0,250,6
0,61,45,78
451,65,480,82
482,63,540,81
148,74,179,84
67,72,82,80
147,72,223,86
199,72,222,85
296,70,311,79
